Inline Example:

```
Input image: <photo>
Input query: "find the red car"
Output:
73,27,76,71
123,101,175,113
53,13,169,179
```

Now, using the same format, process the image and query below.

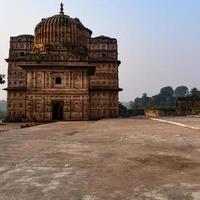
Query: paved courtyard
1,118,200,200
0,123,21,132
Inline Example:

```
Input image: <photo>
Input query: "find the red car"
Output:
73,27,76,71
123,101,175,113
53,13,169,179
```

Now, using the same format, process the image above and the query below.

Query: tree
190,88,200,97
129,85,198,110
0,74,5,84
159,86,175,105
175,86,189,98
128,101,135,109
140,93,151,108
160,86,174,97
152,94,161,106
130,93,152,109
133,97,142,108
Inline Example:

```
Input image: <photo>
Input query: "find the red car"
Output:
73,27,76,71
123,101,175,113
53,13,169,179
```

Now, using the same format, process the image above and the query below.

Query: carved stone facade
5,4,122,121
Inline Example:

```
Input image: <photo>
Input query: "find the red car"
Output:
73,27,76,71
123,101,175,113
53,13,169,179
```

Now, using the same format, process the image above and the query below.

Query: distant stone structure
5,3,122,122
176,97,200,116
145,109,175,118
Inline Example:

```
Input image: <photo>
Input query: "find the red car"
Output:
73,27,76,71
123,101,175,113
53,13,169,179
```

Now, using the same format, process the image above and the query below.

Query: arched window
55,77,62,84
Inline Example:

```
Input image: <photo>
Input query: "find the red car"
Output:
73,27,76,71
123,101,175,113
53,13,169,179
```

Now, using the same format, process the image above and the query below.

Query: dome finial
60,2,64,14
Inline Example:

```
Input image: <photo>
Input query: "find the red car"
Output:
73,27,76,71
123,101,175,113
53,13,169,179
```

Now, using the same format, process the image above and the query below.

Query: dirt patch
132,154,199,170
0,130,8,133
64,131,79,136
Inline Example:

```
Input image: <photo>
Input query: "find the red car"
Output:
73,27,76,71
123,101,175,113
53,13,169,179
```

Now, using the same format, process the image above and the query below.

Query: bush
146,105,176,111
0,109,6,120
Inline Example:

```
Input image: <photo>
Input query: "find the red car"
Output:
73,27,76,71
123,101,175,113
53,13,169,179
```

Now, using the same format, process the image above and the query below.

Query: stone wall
145,109,175,118
90,91,119,119
24,66,90,121
89,36,120,119
7,35,34,121
25,95,90,121
176,97,200,116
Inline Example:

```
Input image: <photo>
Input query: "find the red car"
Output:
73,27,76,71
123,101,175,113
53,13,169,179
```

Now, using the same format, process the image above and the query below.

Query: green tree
129,101,135,109
159,86,175,105
130,93,152,109
175,86,189,98
190,88,200,97
0,109,6,120
152,94,160,106
140,93,151,108
133,97,142,108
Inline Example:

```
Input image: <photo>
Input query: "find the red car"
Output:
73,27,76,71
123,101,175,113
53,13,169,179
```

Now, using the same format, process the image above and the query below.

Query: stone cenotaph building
5,3,122,121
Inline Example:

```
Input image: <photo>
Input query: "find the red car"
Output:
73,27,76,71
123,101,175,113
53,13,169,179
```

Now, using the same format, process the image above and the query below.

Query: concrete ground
1,118,200,200
158,116,200,129
0,123,21,132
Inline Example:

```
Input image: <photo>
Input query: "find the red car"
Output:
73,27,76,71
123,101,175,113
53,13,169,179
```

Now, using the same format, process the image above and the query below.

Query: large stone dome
34,3,92,51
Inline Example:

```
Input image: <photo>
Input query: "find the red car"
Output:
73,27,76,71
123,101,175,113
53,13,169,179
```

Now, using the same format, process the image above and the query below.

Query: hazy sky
1,0,200,101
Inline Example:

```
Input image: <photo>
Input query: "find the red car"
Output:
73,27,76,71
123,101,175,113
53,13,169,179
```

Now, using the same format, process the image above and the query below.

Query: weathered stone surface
176,97,200,116
1,118,200,199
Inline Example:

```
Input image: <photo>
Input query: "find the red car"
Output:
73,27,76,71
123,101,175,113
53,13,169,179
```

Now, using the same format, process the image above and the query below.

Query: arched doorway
52,102,63,121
